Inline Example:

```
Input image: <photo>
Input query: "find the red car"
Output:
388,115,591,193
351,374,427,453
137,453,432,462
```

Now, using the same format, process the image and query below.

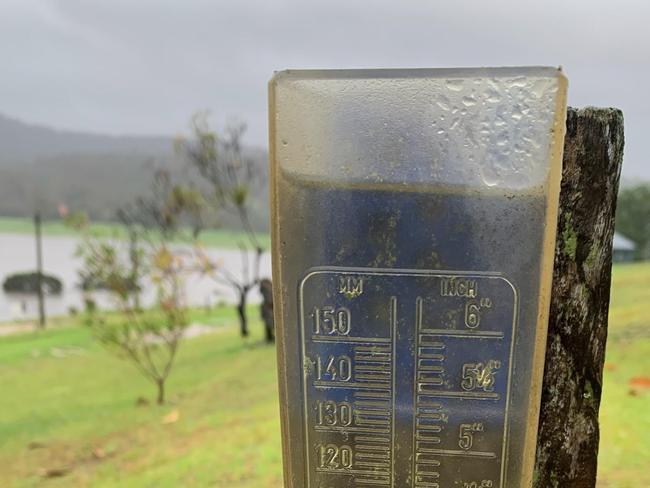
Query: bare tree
180,115,267,339
70,170,201,404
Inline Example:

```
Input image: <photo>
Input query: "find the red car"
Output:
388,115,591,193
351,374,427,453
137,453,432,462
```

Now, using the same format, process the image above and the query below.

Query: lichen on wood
534,107,625,487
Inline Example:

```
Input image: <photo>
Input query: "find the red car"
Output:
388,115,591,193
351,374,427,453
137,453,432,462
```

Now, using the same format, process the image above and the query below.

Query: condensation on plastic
273,67,563,192
270,67,567,488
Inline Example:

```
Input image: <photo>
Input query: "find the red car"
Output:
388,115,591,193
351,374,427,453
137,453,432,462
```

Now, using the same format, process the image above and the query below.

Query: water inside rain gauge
269,67,567,488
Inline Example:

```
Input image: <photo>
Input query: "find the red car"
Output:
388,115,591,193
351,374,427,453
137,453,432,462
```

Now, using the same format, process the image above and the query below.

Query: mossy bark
534,107,625,487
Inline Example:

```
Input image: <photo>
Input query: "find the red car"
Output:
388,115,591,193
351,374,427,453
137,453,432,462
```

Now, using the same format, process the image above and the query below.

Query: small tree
70,171,201,404
179,115,268,340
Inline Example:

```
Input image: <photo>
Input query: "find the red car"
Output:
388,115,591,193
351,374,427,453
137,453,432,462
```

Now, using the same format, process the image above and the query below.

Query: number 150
312,306,351,335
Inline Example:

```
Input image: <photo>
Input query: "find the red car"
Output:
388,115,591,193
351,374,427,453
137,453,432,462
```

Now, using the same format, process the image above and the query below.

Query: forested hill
0,113,269,230
0,113,173,161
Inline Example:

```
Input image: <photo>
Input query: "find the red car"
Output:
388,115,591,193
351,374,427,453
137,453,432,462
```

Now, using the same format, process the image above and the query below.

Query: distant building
612,232,636,262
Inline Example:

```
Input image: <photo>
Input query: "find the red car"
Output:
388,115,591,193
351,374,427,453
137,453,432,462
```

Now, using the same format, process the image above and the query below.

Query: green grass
0,263,648,487
597,262,650,487
0,307,282,487
0,216,270,249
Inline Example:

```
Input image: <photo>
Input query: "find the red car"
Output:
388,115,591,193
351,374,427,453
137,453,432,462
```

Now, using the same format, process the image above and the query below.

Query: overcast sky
0,0,648,179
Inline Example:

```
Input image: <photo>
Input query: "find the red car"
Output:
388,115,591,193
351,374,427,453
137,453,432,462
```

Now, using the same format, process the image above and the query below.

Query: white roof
613,232,636,251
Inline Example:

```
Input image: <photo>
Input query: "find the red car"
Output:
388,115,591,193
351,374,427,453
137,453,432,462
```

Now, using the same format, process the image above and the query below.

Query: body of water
0,233,272,322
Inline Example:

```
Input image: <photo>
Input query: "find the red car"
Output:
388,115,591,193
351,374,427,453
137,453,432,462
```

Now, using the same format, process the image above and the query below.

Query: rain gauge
269,67,567,487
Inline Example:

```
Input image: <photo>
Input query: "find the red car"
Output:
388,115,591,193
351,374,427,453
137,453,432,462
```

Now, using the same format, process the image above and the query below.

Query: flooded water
0,233,272,322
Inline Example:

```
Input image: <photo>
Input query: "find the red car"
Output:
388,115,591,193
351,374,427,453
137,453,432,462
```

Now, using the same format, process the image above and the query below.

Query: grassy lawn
0,307,282,487
0,263,648,487
0,216,270,249
597,262,650,487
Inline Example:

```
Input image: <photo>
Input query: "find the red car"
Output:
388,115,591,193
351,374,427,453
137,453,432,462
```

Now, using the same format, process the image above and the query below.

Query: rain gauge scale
269,67,568,488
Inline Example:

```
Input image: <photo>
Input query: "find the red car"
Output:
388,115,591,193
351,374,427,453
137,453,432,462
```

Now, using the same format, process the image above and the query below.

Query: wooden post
534,107,624,487
34,212,46,328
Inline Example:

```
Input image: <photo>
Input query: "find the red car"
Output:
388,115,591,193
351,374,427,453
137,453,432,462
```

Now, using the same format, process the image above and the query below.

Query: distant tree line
0,149,270,232
616,183,650,260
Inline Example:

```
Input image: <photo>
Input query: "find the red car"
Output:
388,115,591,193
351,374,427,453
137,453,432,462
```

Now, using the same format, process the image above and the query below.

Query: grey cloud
0,0,647,178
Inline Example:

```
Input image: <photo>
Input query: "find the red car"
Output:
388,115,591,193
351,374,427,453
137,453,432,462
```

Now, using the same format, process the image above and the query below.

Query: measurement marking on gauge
314,381,391,390
356,343,392,351
417,407,442,420
315,468,390,475
413,296,439,488
390,295,397,488
354,390,391,399
420,449,497,459
356,408,391,416
356,419,391,427
357,462,391,470
355,435,391,443
315,425,390,434
416,420,443,430
418,390,500,400
355,365,392,372
357,452,391,460
312,336,392,344
300,269,518,487
355,404,391,412
356,367,392,374
356,444,391,451
421,331,505,340
356,373,391,380
355,351,391,358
